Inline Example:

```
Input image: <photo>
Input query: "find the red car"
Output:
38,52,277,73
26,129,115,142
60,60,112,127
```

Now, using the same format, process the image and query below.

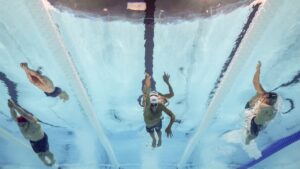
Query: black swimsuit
44,87,62,97
29,133,49,153
146,119,162,133
250,117,263,136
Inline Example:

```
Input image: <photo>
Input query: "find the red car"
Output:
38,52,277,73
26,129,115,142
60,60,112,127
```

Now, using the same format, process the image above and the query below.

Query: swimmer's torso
18,122,44,141
256,104,277,124
144,104,163,127
248,94,277,125
31,75,55,93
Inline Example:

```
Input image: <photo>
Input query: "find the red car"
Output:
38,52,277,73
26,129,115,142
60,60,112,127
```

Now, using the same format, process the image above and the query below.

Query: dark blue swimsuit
44,87,62,97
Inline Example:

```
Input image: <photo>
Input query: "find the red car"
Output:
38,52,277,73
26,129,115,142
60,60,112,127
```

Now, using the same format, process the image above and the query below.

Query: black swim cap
266,92,278,105
267,92,277,99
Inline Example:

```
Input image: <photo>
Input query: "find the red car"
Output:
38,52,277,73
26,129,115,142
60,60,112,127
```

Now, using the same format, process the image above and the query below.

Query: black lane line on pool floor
272,70,300,91
270,70,300,114
138,0,157,106
141,0,157,91
282,98,294,114
0,72,19,104
206,3,262,105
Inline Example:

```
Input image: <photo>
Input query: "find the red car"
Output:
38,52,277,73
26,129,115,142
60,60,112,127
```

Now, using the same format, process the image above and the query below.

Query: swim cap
150,91,159,104
266,92,278,105
267,92,277,100
17,116,28,123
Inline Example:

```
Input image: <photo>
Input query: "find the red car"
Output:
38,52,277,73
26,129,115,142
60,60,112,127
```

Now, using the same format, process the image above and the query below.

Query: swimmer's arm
144,74,152,110
162,105,175,128
29,70,45,83
8,100,18,122
21,63,33,82
23,66,45,83
162,72,174,98
13,104,38,123
161,82,174,99
253,61,266,95
9,106,18,122
23,68,35,83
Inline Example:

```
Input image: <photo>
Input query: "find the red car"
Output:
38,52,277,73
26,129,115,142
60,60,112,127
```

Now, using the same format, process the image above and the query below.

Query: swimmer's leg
245,131,257,145
38,151,55,166
149,132,156,148
156,130,162,147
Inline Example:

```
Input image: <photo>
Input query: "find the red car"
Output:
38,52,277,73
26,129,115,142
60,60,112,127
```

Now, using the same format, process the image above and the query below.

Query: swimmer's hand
163,72,170,84
256,61,261,70
7,99,16,108
20,62,28,69
145,73,151,79
165,126,173,138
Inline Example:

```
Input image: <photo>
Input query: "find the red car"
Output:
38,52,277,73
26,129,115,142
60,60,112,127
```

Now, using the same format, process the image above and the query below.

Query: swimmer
20,62,69,102
143,73,176,148
244,61,278,144
8,99,56,166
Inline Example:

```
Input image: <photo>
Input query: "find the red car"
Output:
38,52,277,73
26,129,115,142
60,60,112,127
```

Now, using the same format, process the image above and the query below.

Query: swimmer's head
264,92,278,106
36,67,42,75
150,91,159,111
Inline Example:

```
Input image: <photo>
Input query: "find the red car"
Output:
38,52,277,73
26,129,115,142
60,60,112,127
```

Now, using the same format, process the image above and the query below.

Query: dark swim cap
266,92,277,100
266,92,278,105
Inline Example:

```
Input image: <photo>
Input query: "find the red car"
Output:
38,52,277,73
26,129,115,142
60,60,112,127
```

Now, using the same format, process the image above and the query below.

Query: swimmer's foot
157,139,162,147
152,139,156,148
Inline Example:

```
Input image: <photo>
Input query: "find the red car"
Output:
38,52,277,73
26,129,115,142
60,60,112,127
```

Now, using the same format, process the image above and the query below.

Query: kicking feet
157,138,162,147
152,138,157,148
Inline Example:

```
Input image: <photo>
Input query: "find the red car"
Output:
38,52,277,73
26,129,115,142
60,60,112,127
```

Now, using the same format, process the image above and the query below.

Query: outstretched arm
8,99,38,123
161,72,174,98
253,61,266,95
20,63,45,84
144,73,152,110
162,105,175,137
8,100,18,122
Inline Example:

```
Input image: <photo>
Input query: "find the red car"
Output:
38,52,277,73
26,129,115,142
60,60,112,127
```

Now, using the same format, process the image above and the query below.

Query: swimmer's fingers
163,72,170,83
256,61,261,69
20,62,28,67
145,73,151,79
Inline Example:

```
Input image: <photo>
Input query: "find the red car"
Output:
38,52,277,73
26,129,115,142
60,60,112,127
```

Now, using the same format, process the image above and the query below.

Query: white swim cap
150,91,159,104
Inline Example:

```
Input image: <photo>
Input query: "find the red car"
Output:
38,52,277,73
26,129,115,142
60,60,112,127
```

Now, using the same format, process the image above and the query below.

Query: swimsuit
146,119,162,133
29,133,49,153
250,117,263,136
44,87,62,97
